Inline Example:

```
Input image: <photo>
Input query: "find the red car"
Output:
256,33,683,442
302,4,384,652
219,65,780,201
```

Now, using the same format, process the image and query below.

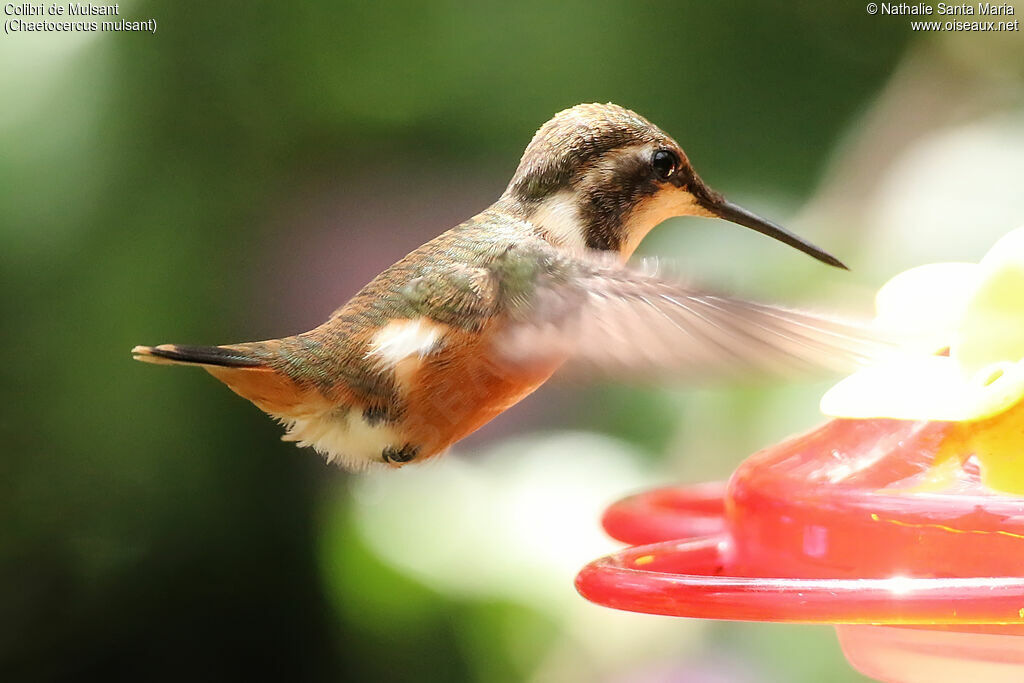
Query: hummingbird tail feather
131,344,264,368
133,343,316,417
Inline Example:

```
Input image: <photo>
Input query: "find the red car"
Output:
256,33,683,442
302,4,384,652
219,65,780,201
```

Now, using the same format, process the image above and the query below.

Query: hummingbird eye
652,149,678,180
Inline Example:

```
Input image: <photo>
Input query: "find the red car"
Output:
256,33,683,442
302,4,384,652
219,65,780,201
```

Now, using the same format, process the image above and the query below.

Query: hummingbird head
501,103,844,267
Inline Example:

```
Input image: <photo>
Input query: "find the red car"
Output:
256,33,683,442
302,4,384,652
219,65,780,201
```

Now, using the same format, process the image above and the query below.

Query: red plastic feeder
577,402,1024,682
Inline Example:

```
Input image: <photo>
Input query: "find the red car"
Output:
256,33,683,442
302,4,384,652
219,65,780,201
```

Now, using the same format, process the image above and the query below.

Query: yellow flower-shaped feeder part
822,226,1024,424
821,227,1024,494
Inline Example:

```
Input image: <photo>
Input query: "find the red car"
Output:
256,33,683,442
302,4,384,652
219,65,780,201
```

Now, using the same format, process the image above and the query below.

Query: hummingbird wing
493,249,886,379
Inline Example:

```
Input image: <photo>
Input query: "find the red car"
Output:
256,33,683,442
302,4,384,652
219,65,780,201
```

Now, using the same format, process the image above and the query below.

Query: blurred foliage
0,0,946,680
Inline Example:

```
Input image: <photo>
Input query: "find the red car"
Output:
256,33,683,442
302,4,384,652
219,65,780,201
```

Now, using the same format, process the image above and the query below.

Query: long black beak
708,198,847,269
681,169,847,269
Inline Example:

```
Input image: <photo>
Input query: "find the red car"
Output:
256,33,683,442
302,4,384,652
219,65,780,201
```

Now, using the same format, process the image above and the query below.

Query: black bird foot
382,444,419,465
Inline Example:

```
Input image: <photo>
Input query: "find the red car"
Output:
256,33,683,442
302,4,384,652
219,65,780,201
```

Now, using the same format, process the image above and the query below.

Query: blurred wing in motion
494,250,887,380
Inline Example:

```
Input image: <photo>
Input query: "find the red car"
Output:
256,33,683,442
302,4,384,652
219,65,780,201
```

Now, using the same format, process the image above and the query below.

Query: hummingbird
133,103,875,470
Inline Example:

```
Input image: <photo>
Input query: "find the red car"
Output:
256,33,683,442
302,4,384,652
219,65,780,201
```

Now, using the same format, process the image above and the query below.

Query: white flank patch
529,191,587,253
365,318,443,369
281,410,402,470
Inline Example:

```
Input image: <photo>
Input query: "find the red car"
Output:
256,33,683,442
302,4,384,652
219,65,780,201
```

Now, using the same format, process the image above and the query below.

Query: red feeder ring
577,403,1024,682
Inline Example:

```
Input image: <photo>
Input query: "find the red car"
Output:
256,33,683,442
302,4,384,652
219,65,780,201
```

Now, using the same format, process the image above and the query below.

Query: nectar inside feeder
577,227,1024,683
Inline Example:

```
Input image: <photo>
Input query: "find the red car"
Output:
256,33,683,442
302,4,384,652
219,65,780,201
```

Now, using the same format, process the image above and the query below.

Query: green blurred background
3,1,1023,681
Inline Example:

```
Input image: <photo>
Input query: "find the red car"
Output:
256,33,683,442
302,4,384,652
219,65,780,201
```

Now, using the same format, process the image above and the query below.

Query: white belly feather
281,410,402,470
